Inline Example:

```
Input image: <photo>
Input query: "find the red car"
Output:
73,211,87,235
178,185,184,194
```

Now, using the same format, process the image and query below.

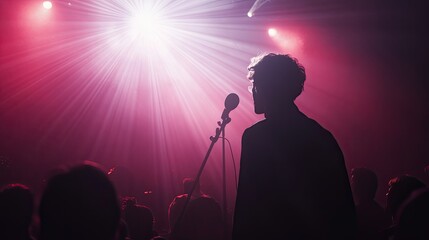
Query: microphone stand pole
171,116,232,240
222,121,228,240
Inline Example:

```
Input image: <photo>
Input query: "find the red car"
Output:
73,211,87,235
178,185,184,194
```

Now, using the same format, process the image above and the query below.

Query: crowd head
39,162,120,240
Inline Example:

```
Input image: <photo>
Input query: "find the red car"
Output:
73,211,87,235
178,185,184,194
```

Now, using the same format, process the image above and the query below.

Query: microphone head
224,93,240,111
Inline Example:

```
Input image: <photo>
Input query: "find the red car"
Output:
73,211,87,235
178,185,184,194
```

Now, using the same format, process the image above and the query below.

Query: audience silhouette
38,162,121,240
232,53,356,240
380,175,426,239
168,178,223,240
394,188,429,240
122,197,156,240
0,183,35,240
385,175,426,224
351,168,390,240
2,159,429,240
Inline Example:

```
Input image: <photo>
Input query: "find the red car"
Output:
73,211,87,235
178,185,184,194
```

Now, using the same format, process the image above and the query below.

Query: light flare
43,1,53,10
268,27,304,55
268,28,277,37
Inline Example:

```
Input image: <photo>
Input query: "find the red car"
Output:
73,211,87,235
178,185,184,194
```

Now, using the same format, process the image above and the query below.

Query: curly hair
248,53,306,100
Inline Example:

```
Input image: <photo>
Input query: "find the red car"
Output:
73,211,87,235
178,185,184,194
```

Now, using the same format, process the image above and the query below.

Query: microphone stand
171,115,232,240
221,120,229,240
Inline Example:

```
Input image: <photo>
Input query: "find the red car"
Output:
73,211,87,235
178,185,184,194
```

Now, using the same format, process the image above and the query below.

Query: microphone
221,93,240,120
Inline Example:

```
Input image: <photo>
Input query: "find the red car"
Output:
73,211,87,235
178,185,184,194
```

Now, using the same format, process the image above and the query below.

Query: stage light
129,12,159,36
248,0,270,18
268,28,277,37
124,5,167,49
42,1,52,9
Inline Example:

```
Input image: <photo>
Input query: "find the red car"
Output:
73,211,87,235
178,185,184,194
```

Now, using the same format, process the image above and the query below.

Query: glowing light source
42,1,53,9
268,28,277,37
121,4,168,51
129,12,160,37
247,0,270,18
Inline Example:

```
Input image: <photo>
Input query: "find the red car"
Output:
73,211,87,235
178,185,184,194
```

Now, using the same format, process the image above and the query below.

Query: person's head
123,197,154,240
386,175,426,222
183,178,200,195
0,184,34,238
39,162,121,240
351,168,378,203
247,53,306,114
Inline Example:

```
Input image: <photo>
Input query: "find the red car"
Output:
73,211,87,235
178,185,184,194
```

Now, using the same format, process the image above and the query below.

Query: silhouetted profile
385,175,426,224
169,178,223,240
394,188,429,240
122,197,156,240
0,184,35,240
232,53,356,239
38,162,121,240
351,168,390,240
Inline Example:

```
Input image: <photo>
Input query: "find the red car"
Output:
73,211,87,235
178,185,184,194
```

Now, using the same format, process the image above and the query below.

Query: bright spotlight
42,1,52,9
248,0,271,18
268,28,277,37
128,11,163,40
132,13,156,33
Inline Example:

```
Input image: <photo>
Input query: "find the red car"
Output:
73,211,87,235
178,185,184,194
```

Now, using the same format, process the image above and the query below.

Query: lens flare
268,28,277,37
42,1,52,9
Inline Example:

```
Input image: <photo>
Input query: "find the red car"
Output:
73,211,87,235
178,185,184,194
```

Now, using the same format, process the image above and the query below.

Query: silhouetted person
232,53,356,240
394,188,429,240
169,178,223,240
122,197,156,240
380,175,426,240
0,184,35,240
351,168,390,240
38,162,121,240
385,175,426,224
168,178,202,232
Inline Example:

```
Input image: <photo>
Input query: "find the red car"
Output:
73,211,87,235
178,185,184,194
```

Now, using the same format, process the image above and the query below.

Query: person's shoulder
199,194,219,203
169,194,189,213
174,194,188,201
300,114,334,137
249,118,268,128
189,195,222,213
287,112,341,149
170,194,188,206
138,203,153,213
244,119,268,133
241,119,271,142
